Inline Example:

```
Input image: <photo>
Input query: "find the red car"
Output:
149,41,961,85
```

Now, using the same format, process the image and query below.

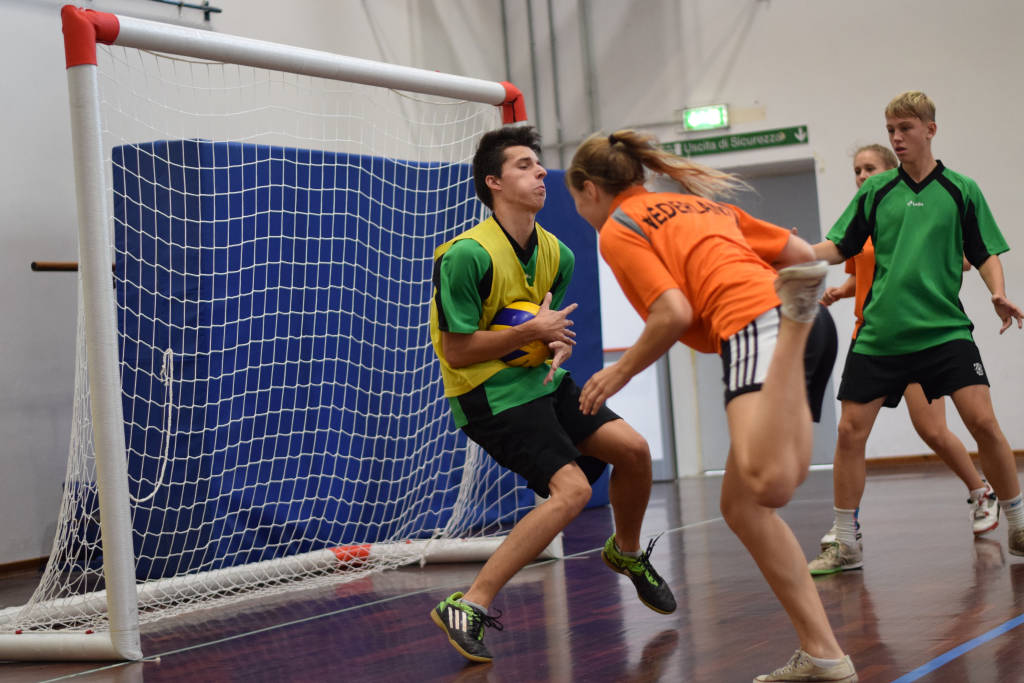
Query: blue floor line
890,612,1024,682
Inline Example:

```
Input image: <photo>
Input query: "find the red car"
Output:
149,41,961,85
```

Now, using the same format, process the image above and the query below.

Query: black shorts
840,337,901,408
460,375,616,498
720,304,837,422
837,338,989,405
803,304,838,422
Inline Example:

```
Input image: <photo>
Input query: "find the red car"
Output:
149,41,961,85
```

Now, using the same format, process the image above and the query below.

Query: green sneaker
602,535,676,614
429,592,503,663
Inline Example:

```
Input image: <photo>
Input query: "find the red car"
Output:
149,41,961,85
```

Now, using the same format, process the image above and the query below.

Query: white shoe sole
973,520,999,536
775,260,828,322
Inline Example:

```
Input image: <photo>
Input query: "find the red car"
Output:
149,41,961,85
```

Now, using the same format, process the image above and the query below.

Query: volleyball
489,301,551,368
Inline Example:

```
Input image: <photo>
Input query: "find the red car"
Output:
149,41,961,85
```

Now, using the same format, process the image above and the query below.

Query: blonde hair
855,143,897,169
885,91,936,123
565,129,746,199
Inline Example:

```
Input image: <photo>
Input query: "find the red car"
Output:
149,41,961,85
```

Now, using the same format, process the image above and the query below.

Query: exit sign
682,104,729,132
661,125,809,157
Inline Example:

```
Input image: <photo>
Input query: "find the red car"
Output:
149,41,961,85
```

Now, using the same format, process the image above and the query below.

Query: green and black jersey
827,161,1009,355
430,216,575,427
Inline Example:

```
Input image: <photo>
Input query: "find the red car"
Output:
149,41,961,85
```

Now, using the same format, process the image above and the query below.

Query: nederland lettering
638,199,730,230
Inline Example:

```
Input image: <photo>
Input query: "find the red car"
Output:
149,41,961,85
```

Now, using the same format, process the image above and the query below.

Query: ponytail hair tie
608,133,620,146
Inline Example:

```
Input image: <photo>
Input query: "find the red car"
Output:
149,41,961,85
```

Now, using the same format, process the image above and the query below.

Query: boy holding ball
428,125,675,663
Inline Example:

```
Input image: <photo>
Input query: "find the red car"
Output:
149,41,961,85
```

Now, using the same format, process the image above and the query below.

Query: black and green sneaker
430,591,504,663
602,534,676,614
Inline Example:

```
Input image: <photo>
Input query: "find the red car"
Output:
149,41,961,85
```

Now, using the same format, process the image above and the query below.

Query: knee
963,413,1003,445
748,475,797,508
548,475,591,517
615,433,652,476
720,486,773,533
836,416,870,451
732,457,799,509
913,424,947,449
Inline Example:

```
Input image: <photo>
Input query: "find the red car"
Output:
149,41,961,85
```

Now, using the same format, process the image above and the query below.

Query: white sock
614,539,641,558
834,507,858,546
970,485,989,502
806,652,845,667
1000,494,1024,530
458,597,488,614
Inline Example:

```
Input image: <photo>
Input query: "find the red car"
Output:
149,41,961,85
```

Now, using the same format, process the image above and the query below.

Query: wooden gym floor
2,461,1023,682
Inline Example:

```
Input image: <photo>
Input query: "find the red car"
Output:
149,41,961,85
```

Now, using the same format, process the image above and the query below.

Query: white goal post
0,5,557,661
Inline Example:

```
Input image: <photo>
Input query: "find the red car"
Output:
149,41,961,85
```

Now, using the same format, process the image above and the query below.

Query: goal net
0,7,536,660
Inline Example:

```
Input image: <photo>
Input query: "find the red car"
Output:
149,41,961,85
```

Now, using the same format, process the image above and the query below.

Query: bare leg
463,463,591,608
577,419,652,552
728,316,815,507
904,385,983,491
720,454,845,659
951,385,1020,502
722,272,848,662
833,398,885,510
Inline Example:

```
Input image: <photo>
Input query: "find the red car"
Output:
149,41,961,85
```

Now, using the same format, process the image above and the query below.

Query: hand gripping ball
488,301,551,367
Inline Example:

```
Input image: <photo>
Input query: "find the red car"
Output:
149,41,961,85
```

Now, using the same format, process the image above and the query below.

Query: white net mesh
2,43,533,633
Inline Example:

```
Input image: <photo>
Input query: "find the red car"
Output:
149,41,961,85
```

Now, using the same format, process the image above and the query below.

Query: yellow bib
430,217,561,397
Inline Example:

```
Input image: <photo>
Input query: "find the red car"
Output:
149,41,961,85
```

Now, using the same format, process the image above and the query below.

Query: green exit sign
682,104,729,132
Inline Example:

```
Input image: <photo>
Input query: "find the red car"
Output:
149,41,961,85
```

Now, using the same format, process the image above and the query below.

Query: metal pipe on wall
578,0,598,135
500,0,512,83
525,0,542,136
545,0,565,168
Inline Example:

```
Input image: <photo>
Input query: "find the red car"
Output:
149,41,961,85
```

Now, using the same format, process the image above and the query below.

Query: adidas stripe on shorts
719,304,836,422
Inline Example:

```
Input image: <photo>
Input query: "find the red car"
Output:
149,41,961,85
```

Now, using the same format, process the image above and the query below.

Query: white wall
3,0,1023,565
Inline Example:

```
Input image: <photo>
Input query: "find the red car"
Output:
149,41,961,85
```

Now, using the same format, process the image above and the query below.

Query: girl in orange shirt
566,129,856,683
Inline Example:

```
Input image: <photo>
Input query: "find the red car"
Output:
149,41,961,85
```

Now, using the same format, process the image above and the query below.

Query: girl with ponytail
566,130,857,683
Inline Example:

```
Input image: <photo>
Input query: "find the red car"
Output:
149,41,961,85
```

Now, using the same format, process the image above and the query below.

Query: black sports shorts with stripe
719,303,837,422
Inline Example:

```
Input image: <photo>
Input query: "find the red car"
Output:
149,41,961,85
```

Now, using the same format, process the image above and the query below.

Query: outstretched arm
578,288,691,415
977,255,1023,333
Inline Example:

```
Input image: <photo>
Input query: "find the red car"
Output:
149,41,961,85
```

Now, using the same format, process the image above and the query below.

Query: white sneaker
819,524,863,551
808,541,863,576
775,260,828,323
754,649,858,682
1009,527,1024,557
969,484,999,536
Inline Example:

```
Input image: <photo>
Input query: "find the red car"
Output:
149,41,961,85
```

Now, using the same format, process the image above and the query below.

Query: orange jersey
599,187,790,353
843,237,875,338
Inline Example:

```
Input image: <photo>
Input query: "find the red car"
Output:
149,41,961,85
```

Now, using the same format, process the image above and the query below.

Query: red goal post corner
500,82,527,123
61,5,119,68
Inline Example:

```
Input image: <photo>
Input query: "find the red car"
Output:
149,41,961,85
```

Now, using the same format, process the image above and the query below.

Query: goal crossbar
61,6,527,123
